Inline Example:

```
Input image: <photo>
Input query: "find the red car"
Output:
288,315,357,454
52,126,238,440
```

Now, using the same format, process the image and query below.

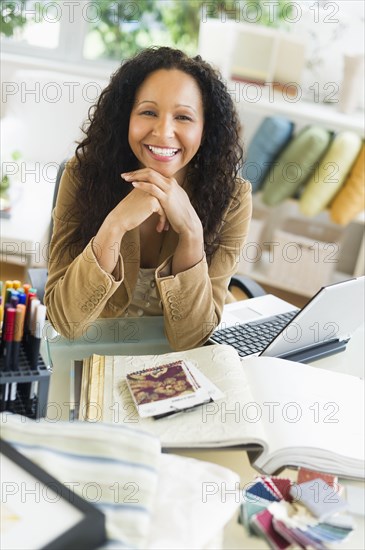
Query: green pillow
299,131,363,217
261,126,332,206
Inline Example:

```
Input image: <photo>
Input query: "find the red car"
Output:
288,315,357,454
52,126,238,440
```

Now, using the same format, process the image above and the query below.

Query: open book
75,344,364,479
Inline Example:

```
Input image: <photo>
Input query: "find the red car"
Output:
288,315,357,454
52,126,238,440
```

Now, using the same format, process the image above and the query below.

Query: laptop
210,276,365,363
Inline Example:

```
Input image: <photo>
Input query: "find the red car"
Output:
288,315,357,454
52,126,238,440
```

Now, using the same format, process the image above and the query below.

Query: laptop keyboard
210,310,298,357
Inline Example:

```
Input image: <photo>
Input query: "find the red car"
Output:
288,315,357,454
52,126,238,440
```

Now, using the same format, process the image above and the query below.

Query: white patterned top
125,268,163,317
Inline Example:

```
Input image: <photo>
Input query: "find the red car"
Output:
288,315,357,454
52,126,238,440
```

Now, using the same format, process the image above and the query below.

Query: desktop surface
43,316,364,415
42,316,171,421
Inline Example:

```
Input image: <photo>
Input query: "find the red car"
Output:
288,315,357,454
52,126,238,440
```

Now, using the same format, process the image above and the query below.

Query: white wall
1,56,110,164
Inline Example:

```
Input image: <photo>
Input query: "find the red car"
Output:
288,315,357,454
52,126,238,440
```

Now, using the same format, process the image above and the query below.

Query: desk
43,318,365,550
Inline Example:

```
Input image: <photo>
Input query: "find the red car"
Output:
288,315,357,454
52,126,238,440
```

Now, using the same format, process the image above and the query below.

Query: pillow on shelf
241,116,294,192
330,143,365,225
261,125,332,206
299,131,363,217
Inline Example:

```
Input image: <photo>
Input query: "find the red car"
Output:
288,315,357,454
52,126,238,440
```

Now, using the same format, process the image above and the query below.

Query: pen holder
0,337,51,420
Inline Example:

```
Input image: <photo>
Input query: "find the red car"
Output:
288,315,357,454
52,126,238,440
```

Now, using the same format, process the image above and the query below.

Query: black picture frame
1,439,107,550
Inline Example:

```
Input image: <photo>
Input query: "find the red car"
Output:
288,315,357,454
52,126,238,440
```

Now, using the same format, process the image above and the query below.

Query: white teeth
148,145,179,157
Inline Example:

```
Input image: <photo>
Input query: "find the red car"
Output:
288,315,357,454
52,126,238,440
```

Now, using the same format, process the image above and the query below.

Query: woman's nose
152,116,174,138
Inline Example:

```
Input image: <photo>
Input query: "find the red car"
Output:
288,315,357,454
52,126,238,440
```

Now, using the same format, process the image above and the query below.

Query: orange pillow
330,144,365,225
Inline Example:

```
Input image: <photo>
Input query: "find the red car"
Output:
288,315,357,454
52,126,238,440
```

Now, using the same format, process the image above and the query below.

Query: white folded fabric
147,453,240,549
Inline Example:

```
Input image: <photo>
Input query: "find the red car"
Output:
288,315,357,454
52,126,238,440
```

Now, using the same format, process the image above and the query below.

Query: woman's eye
140,110,156,116
176,115,192,121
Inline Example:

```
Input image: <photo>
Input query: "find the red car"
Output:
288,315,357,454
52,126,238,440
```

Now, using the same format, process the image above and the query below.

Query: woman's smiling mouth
144,144,181,159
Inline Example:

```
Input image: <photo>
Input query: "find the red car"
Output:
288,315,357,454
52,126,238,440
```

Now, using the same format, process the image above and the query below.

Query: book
125,360,223,418
76,344,364,479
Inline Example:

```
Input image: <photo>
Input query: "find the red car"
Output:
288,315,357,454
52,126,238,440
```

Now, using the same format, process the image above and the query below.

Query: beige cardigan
45,160,252,350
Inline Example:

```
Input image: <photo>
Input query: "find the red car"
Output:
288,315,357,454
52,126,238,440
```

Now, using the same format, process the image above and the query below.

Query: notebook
210,277,364,363
125,360,223,418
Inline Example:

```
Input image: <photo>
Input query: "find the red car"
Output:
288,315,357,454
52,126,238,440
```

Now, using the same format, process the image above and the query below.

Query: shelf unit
236,193,364,301
234,86,365,135
234,95,364,301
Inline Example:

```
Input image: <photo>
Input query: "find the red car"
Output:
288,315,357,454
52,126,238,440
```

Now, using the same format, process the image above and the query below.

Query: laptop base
277,339,350,364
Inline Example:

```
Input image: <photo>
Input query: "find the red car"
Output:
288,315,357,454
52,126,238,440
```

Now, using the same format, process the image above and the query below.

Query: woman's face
128,69,204,184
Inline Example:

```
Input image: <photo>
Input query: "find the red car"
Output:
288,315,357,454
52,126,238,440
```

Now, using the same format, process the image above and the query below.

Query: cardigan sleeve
155,179,252,351
44,159,126,339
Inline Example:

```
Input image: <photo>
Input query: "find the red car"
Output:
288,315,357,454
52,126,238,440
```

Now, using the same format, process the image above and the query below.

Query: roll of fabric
330,143,365,225
242,116,294,192
261,125,332,206
299,131,363,217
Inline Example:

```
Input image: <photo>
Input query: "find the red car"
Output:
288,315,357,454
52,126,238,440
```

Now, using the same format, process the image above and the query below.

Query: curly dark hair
72,46,243,258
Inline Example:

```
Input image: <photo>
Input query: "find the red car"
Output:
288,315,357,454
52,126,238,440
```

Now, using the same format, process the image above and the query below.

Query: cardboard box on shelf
266,218,342,295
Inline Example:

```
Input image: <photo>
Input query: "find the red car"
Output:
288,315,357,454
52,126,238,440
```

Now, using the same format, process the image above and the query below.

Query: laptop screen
260,277,364,359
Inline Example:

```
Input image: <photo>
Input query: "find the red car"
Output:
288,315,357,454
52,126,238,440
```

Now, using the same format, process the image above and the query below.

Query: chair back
49,159,67,242
28,159,66,302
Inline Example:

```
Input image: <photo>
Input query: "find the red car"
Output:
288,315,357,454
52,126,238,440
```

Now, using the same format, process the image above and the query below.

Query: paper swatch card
126,360,223,418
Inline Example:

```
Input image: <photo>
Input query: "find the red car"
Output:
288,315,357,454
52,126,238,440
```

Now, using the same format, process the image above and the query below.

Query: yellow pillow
330,144,365,225
299,131,362,217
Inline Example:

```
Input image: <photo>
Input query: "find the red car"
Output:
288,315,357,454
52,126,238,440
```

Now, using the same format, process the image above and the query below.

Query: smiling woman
44,46,252,351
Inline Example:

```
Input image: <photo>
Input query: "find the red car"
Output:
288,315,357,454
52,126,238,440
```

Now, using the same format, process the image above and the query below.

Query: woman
45,46,252,350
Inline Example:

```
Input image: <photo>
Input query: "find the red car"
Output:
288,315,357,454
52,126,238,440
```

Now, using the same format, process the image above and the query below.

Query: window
1,0,206,65
82,0,202,61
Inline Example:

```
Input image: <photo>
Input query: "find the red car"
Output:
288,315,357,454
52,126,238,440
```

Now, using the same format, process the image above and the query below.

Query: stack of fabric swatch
239,468,354,549
242,116,364,224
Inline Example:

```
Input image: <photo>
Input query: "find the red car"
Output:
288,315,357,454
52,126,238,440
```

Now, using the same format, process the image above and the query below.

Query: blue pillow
241,116,294,192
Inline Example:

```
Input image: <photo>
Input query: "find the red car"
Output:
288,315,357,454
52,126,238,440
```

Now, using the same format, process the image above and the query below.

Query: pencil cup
0,340,51,419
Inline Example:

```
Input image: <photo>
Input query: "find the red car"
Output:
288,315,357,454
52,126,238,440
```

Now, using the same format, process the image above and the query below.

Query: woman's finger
156,216,167,233
132,180,166,201
155,209,168,233
123,169,171,192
